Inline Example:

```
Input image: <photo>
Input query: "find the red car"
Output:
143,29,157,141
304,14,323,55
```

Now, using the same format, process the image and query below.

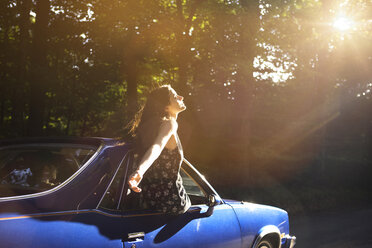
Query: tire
257,239,273,248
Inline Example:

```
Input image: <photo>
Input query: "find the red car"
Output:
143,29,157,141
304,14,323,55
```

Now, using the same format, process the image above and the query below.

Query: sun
333,17,354,31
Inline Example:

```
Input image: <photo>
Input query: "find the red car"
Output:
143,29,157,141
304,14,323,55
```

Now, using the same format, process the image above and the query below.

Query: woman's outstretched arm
128,119,177,192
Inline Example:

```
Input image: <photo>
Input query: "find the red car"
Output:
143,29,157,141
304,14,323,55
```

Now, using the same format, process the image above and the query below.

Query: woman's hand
128,171,143,193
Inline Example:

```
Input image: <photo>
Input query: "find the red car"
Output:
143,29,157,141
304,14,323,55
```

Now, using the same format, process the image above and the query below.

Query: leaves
0,0,370,166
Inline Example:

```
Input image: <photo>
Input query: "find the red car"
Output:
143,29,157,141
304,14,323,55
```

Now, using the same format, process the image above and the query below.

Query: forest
1,0,371,214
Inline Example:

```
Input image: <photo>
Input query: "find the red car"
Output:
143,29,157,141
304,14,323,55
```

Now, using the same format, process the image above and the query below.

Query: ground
291,207,372,248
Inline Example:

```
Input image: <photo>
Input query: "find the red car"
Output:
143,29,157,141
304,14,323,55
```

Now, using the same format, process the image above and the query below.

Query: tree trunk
124,30,140,120
175,0,197,94
1,23,10,135
11,0,32,136
0,99,4,130
314,0,333,181
126,60,138,119
235,1,259,185
28,0,50,136
80,117,87,137
65,111,72,135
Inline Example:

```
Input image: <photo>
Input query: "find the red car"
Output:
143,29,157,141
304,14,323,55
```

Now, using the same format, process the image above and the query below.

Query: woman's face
166,87,186,116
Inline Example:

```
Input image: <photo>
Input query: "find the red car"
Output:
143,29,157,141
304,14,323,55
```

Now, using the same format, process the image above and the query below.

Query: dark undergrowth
214,184,372,217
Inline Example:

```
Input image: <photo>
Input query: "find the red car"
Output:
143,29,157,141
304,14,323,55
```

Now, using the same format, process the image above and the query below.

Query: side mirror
207,194,217,207
206,194,221,216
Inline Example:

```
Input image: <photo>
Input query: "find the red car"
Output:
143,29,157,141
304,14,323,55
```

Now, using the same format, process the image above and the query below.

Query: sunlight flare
332,17,354,31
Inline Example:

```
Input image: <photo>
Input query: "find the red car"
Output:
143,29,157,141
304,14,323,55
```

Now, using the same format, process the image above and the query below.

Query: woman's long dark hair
129,85,173,156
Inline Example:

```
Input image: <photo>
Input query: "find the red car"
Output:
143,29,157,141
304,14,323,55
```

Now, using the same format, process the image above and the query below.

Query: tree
28,0,51,136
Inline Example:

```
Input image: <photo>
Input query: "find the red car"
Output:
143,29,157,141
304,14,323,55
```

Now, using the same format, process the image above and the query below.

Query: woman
128,85,191,214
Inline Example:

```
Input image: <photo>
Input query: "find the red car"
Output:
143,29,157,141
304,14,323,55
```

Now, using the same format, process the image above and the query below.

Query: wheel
257,239,273,248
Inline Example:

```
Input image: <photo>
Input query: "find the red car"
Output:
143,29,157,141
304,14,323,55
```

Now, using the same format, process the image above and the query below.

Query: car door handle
128,232,145,239
124,232,145,243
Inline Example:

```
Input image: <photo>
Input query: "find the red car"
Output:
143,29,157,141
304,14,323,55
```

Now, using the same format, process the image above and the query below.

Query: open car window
0,144,96,198
179,167,208,205
99,151,132,211
120,161,208,212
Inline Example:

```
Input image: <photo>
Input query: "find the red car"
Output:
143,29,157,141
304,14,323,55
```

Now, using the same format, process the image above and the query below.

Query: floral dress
140,134,191,214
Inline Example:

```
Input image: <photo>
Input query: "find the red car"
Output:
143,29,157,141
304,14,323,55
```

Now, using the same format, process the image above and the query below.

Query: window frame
97,150,133,212
114,157,223,214
0,143,102,202
179,166,208,205
181,159,222,202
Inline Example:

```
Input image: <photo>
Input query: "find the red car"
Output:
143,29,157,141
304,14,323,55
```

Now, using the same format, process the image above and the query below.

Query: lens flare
333,17,354,31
